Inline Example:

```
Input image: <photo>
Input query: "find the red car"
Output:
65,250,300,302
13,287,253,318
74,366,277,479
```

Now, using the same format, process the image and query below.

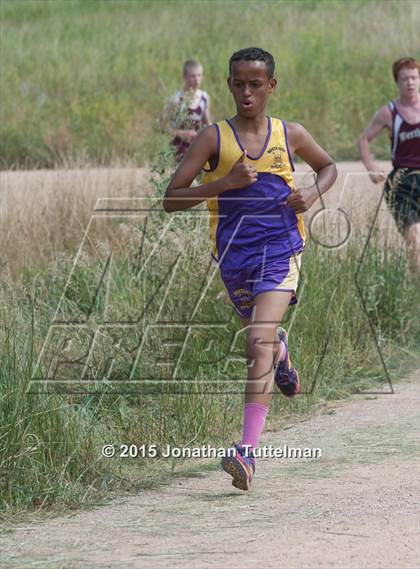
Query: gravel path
1,370,419,569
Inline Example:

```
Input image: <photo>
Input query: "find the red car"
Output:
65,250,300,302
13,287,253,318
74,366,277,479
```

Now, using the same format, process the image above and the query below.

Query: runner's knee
245,329,276,363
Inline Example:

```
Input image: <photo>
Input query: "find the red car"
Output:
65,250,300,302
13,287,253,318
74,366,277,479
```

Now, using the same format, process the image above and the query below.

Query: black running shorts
384,168,420,232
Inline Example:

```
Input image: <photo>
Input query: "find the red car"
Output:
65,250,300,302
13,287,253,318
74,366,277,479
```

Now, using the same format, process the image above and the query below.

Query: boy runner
163,47,337,490
357,57,420,272
161,59,212,163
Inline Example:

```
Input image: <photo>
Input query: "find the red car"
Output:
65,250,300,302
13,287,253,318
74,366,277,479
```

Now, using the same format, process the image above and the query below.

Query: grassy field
1,236,419,516
1,162,420,515
1,0,420,517
1,0,419,168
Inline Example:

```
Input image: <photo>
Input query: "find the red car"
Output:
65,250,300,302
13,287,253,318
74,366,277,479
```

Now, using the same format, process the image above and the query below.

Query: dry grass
0,164,150,278
0,161,404,280
296,161,404,252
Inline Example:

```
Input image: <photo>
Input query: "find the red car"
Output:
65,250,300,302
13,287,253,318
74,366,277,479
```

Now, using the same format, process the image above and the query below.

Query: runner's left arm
286,122,337,214
203,94,212,126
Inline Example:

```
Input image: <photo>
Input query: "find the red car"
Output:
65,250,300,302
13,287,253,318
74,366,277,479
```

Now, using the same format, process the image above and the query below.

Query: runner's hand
369,170,386,184
225,150,258,189
178,129,197,142
286,186,318,213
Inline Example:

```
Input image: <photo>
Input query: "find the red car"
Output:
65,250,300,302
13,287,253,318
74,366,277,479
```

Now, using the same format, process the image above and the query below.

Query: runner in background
358,57,420,273
161,59,211,163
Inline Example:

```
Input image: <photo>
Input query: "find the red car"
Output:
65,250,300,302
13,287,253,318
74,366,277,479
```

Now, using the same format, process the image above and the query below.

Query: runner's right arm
163,127,257,212
357,106,391,183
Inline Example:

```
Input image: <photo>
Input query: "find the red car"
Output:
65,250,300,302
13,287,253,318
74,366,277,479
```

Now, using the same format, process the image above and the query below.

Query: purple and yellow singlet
201,117,305,270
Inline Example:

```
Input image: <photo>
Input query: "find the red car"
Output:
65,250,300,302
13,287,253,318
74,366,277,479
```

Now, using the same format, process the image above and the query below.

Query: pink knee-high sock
241,402,269,451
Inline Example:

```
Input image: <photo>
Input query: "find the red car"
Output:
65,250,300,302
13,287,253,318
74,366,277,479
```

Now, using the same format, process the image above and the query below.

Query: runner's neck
230,112,269,135
397,92,420,109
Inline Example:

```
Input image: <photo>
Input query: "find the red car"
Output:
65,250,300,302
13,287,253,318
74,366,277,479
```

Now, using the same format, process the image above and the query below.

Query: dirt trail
1,370,419,569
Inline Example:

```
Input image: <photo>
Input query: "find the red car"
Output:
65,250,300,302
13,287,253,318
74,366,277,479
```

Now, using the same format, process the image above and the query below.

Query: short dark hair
392,57,419,82
229,47,275,79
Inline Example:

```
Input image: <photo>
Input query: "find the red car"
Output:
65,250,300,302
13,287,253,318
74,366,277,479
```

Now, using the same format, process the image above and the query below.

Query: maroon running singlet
388,101,420,168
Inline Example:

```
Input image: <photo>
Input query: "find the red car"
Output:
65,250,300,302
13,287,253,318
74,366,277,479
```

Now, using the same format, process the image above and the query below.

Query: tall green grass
1,0,419,167
1,196,419,515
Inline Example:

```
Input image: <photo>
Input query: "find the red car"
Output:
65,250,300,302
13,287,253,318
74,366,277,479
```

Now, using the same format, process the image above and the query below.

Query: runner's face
228,61,276,118
184,66,203,91
397,67,420,98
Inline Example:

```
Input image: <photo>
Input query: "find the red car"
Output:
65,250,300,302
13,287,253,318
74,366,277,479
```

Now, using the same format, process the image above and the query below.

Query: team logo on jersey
267,145,286,169
233,288,252,297
399,128,420,142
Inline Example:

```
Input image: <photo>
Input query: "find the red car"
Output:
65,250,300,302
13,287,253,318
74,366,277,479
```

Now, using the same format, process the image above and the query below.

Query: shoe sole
274,329,300,398
221,456,251,491
281,367,300,398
